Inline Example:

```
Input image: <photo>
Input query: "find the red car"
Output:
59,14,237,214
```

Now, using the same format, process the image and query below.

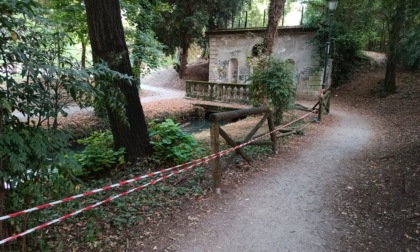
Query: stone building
186,26,331,102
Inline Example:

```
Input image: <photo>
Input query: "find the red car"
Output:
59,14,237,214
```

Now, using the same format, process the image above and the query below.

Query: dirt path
140,84,185,103
165,108,373,251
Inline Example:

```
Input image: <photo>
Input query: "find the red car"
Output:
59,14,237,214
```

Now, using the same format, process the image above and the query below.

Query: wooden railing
209,107,277,194
312,90,331,122
186,81,250,104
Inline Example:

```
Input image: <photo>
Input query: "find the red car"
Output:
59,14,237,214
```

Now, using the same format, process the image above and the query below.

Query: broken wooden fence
209,107,277,194
313,90,331,121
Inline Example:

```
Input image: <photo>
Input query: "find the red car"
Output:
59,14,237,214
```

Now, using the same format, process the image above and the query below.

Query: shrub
149,119,201,166
304,0,365,86
0,126,81,249
400,28,420,69
74,131,125,175
249,57,295,125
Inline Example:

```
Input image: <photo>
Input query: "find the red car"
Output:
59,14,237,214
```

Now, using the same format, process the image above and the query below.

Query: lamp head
328,0,338,11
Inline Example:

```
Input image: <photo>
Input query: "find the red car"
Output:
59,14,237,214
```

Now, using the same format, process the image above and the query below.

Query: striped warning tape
0,111,313,222
0,160,203,221
0,163,201,245
0,111,313,245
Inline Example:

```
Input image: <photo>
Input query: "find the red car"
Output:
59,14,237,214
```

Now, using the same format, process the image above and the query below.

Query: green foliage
45,0,90,67
154,0,245,53
0,1,93,127
400,28,420,69
304,0,365,86
0,127,81,190
0,2,96,249
330,31,365,85
122,0,167,77
83,62,134,124
74,131,125,175
249,57,295,125
238,0,266,28
305,0,420,85
149,119,201,166
207,0,248,29
399,2,420,69
0,126,81,249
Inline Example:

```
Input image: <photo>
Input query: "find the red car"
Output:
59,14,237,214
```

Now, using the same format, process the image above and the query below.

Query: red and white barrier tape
0,111,313,245
0,160,204,221
0,162,202,245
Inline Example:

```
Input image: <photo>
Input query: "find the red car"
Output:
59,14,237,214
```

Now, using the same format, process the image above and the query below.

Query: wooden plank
242,113,269,142
219,130,252,171
222,113,269,170
234,141,273,146
219,127,253,163
209,107,270,122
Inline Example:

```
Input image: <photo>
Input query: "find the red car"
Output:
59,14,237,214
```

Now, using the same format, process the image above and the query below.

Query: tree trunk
179,31,190,79
85,0,152,159
0,107,3,241
263,0,286,55
81,40,86,68
383,0,406,93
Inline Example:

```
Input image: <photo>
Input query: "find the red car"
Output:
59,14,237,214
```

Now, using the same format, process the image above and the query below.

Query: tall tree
84,0,152,159
155,0,244,78
383,0,407,93
263,0,286,55
122,0,166,80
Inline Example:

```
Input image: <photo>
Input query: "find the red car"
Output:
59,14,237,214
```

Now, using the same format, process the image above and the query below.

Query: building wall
207,28,326,98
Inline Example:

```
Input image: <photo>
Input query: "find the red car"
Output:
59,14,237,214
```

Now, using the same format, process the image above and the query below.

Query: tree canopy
153,0,246,78
305,0,420,91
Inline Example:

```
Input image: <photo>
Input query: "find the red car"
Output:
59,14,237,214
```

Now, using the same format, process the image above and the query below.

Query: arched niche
228,58,239,83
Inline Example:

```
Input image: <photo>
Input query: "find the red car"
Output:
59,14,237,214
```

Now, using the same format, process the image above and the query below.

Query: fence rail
0,103,321,245
186,80,250,103
209,107,277,194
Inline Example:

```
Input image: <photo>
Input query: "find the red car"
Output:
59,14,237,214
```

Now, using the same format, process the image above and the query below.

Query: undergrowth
15,109,309,251
38,163,213,251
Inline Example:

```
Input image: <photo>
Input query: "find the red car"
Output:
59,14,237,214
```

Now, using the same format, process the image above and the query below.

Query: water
179,118,213,134
180,117,232,134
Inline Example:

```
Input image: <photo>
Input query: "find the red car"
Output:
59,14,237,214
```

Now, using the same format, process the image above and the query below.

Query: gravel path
12,80,185,121
171,109,373,251
140,84,185,103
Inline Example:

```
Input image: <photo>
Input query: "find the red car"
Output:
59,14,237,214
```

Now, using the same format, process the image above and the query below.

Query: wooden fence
313,90,331,122
209,107,276,194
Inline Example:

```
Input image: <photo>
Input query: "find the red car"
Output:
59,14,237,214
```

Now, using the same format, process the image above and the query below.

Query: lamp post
321,0,338,92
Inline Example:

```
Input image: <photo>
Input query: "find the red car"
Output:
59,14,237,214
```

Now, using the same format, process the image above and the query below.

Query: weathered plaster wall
207,28,326,98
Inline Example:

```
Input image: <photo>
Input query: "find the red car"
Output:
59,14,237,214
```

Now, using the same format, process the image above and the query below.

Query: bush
149,119,201,166
249,57,295,125
0,126,81,249
331,30,365,86
74,131,125,175
400,28,420,69
304,0,364,87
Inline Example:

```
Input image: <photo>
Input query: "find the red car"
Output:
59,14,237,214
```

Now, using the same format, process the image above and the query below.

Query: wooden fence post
210,122,221,194
318,94,324,122
267,112,277,154
326,93,331,114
